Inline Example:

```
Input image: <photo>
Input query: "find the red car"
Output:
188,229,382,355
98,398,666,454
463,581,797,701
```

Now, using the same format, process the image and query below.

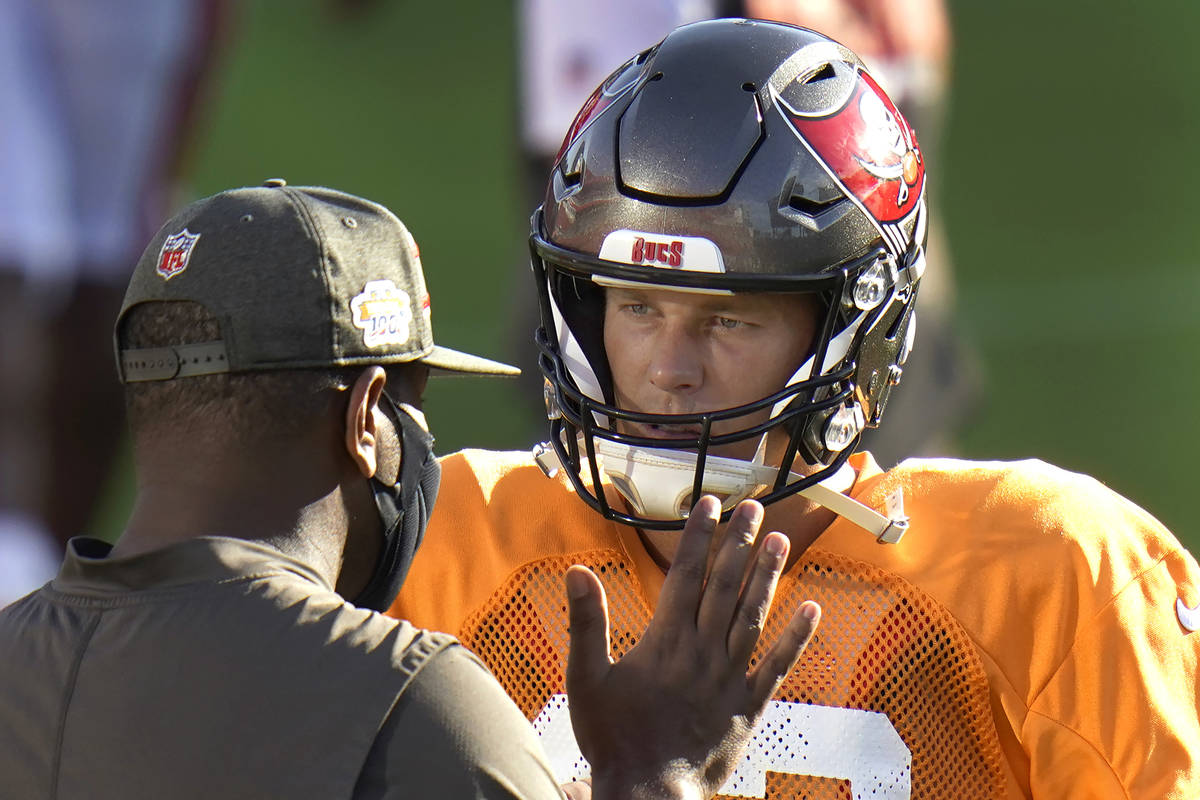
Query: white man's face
603,286,819,462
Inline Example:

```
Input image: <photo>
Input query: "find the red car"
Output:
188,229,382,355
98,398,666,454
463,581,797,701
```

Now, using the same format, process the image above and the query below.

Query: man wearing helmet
390,19,1200,799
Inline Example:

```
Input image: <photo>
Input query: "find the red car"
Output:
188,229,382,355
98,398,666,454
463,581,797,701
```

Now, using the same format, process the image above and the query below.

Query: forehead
604,285,816,318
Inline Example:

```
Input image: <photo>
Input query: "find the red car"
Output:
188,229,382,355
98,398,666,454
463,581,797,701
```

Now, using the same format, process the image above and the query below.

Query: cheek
603,319,642,398
709,344,796,407
751,319,818,399
704,335,811,437
376,422,402,485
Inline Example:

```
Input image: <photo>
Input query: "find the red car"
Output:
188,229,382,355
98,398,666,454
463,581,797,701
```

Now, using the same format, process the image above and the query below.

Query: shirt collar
51,536,331,597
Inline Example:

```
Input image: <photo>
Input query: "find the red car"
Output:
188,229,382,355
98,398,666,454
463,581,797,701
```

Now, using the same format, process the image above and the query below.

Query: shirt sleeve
1025,547,1200,799
352,642,566,800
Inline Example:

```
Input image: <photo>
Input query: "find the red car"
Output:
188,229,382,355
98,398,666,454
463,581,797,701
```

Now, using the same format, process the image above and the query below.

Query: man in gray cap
0,181,820,799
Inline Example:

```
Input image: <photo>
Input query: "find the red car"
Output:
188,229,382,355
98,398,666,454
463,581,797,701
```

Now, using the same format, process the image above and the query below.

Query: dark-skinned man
0,182,820,800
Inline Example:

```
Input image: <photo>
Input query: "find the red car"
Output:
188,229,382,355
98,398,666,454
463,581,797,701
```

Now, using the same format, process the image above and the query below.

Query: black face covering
353,393,441,613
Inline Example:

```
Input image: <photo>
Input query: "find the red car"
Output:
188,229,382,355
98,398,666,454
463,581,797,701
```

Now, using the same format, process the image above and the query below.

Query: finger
653,495,721,630
748,600,821,706
726,531,790,665
565,566,612,696
560,780,592,800
695,499,763,643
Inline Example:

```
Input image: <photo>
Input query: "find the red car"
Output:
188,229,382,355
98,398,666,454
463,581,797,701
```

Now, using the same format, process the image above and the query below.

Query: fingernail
566,569,590,600
802,602,821,623
764,533,787,557
740,499,763,526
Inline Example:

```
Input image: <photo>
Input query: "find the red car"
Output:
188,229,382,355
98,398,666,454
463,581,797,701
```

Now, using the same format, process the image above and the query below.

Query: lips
624,421,704,441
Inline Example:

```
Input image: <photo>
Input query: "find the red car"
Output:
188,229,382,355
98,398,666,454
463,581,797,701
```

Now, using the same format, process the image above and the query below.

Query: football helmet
531,18,927,531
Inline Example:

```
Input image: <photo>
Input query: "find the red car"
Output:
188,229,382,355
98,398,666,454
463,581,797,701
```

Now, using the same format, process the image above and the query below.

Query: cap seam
279,187,339,366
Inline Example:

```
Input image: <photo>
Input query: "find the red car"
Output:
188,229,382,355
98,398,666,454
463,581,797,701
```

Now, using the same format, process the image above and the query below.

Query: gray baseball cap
115,180,519,383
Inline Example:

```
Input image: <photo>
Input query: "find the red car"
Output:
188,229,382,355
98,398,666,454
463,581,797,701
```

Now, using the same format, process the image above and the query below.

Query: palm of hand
564,496,821,800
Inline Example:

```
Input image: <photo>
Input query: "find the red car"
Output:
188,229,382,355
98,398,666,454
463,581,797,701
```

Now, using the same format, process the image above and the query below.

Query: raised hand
564,495,821,800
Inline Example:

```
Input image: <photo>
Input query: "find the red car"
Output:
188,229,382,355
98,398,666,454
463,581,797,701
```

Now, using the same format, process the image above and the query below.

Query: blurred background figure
511,0,721,444
0,0,225,604
517,0,719,198
510,0,978,466
4,0,1195,570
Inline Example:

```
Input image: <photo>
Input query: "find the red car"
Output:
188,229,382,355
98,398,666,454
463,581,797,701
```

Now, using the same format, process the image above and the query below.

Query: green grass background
98,0,1200,554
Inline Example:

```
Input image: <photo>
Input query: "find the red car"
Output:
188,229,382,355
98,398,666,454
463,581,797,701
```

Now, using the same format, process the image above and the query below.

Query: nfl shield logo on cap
156,229,202,281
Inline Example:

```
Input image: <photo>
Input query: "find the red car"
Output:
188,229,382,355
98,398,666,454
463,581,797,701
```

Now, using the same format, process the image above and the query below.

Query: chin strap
533,439,908,544
794,474,908,544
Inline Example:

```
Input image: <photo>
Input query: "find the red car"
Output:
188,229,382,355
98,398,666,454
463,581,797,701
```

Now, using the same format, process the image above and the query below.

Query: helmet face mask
531,19,927,530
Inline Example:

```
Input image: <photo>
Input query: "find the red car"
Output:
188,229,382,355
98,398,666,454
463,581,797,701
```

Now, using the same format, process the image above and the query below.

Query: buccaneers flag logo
782,69,924,224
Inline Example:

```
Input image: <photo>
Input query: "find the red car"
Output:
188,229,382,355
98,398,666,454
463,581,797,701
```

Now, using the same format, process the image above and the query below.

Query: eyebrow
606,285,810,320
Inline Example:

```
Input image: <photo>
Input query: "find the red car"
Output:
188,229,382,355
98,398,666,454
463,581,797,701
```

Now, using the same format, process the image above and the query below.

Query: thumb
565,565,611,697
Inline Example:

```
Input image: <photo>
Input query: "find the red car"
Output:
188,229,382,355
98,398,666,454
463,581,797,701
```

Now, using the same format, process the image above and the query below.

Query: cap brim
420,345,520,377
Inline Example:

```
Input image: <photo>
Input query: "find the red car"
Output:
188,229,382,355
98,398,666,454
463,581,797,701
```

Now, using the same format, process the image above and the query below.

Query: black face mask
353,393,441,613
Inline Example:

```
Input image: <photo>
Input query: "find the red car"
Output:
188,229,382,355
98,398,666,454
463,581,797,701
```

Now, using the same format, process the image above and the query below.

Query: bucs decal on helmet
779,69,923,224
598,230,726,274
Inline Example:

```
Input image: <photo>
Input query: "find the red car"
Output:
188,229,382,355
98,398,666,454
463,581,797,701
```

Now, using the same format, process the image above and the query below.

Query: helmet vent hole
803,63,837,84
559,161,583,190
787,194,843,216
742,82,757,92
649,72,664,81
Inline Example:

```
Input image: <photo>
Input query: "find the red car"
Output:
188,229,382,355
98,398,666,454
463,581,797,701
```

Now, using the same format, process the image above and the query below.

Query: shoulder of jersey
442,448,576,497
888,456,1180,572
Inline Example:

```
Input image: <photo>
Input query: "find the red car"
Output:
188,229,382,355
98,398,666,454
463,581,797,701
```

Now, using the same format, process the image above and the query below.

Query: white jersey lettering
532,695,911,798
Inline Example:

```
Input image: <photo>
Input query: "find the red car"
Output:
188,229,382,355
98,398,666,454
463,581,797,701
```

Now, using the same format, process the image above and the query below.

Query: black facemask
353,393,441,613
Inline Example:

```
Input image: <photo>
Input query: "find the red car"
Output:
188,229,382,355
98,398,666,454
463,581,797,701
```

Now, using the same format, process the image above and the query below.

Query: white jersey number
532,695,911,798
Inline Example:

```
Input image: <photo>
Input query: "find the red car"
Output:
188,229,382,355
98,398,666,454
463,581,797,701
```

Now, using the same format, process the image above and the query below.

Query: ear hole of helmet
799,405,835,465
885,285,918,342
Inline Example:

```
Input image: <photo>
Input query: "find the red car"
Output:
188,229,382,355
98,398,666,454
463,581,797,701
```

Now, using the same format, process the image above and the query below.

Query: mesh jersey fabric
0,536,564,800
390,449,1200,799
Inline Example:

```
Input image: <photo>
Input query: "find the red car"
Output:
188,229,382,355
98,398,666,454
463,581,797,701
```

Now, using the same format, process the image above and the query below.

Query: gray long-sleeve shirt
0,536,563,800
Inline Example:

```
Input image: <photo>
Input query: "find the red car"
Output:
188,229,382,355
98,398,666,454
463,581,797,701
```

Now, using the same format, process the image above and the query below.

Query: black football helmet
531,18,927,531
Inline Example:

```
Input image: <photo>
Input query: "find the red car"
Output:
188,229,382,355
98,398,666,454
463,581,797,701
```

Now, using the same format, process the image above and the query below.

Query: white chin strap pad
589,438,907,543
591,438,775,520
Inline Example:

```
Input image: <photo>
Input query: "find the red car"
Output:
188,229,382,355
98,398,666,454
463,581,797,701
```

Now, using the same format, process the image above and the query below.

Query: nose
647,327,703,394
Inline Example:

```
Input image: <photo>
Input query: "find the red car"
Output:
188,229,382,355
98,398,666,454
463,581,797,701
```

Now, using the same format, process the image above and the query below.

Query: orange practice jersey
391,449,1200,799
